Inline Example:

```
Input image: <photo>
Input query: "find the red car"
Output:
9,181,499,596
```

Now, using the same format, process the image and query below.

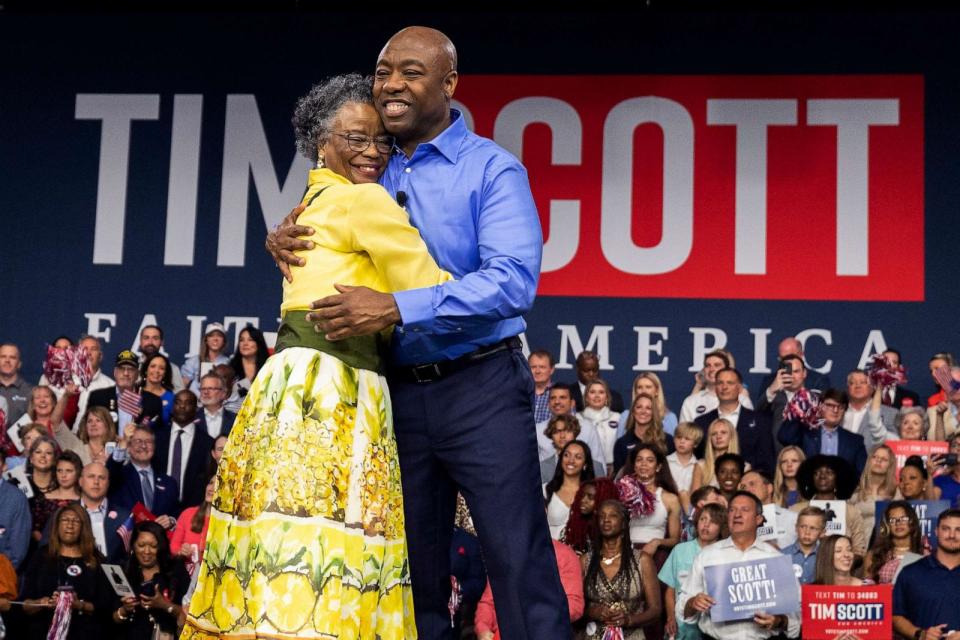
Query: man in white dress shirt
679,491,801,639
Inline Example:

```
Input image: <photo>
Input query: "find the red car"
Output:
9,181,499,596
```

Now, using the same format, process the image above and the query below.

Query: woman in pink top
171,477,215,575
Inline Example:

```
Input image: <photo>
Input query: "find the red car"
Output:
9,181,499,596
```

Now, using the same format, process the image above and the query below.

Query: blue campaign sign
704,555,800,623
874,500,950,548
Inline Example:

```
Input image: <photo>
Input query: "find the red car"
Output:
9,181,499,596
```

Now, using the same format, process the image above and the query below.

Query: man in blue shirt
269,26,569,640
894,508,960,640
0,449,30,570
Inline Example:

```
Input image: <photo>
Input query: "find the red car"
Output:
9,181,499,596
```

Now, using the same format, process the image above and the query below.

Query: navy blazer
153,423,215,511
196,409,237,438
777,418,868,476
40,501,132,564
106,456,180,518
694,407,775,476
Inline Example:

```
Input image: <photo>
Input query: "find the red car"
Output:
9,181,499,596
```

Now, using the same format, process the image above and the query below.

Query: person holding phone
114,521,190,639
934,433,960,506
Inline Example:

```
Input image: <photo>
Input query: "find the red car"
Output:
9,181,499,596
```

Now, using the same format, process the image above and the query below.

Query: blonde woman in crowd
850,444,898,533
774,445,806,507
690,418,745,491
616,373,678,437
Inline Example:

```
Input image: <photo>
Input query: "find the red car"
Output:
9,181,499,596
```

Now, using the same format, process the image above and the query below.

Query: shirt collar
413,109,467,164
83,497,107,514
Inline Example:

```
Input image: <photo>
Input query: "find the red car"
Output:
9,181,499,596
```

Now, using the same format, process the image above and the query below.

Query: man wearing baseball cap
88,350,163,431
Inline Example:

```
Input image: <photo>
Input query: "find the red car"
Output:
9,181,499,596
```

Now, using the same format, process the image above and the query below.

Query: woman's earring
317,154,325,169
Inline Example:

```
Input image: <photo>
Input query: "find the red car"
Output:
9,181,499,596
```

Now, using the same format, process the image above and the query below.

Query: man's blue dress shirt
381,110,542,366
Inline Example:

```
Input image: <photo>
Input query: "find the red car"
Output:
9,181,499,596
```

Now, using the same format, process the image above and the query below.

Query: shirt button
404,168,412,174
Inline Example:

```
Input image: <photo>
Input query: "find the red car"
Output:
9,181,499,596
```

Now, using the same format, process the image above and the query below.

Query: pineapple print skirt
181,346,416,639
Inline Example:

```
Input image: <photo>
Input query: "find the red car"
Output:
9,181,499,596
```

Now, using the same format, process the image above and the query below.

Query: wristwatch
914,628,924,640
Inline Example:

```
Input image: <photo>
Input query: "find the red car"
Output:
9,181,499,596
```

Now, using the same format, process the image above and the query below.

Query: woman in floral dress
182,74,450,640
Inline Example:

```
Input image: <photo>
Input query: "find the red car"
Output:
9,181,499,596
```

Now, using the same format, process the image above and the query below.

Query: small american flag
117,514,134,551
118,389,141,416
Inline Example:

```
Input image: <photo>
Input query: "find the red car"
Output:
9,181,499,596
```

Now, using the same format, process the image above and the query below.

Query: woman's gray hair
895,406,928,434
292,73,374,162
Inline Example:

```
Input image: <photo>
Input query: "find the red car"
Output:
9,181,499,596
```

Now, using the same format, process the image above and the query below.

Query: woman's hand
936,401,950,416
178,543,196,558
120,595,138,614
64,382,80,396
139,591,170,611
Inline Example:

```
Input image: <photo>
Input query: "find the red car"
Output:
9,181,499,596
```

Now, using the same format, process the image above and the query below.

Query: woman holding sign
582,499,661,639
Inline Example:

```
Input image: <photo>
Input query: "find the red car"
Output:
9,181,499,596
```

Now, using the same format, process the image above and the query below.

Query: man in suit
569,350,624,412
87,350,163,429
757,353,809,452
107,424,179,529
196,372,237,438
778,388,868,476
756,337,831,402
695,368,775,476
881,348,922,408
77,462,130,563
843,369,898,451
154,390,214,510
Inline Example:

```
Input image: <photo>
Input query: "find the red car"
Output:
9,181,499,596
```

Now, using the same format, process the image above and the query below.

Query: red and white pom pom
616,474,656,518
783,388,821,430
46,589,75,640
864,352,906,389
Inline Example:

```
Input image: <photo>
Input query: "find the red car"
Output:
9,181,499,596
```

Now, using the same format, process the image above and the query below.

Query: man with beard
137,325,184,391
894,509,960,640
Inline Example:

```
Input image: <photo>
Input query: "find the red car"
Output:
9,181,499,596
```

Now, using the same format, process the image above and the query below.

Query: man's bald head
374,26,459,151
778,337,804,359
381,26,457,72
80,462,109,501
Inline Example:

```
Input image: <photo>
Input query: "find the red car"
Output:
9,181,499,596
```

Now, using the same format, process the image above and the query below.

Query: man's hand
155,515,176,530
307,285,400,341
753,613,784,630
265,204,314,283
685,592,715,615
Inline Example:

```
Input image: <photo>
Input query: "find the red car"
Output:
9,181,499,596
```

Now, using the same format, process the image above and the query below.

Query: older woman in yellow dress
182,74,451,640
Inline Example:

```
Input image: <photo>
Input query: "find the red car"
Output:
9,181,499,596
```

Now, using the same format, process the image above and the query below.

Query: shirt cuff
393,287,436,333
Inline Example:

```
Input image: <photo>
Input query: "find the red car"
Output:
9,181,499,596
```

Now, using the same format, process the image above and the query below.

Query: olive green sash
274,310,385,373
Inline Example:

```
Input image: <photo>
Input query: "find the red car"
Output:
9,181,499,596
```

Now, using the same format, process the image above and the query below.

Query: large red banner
456,75,924,300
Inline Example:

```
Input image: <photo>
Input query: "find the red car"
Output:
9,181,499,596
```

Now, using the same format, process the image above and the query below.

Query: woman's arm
690,462,704,493
629,553,662,627
50,382,79,432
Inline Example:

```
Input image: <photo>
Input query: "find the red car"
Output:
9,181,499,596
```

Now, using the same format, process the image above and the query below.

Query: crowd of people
0,330,958,638
0,325,251,639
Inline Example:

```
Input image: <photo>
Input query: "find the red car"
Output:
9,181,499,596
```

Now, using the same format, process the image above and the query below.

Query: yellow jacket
282,168,452,313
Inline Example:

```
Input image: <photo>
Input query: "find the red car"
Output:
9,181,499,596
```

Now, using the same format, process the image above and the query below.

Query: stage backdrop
0,9,954,404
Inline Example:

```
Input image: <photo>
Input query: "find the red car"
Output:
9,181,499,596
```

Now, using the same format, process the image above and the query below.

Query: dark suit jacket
41,501,132,564
890,385,922,409
694,407,775,476
87,386,163,424
570,382,625,413
197,409,237,438
106,456,180,518
154,422,214,510
777,418,868,476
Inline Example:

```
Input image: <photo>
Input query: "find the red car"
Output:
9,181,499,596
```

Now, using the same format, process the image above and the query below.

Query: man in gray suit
757,354,809,452
843,369,899,451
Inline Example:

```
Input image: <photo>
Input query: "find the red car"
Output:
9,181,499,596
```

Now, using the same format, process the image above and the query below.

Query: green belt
274,310,385,373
